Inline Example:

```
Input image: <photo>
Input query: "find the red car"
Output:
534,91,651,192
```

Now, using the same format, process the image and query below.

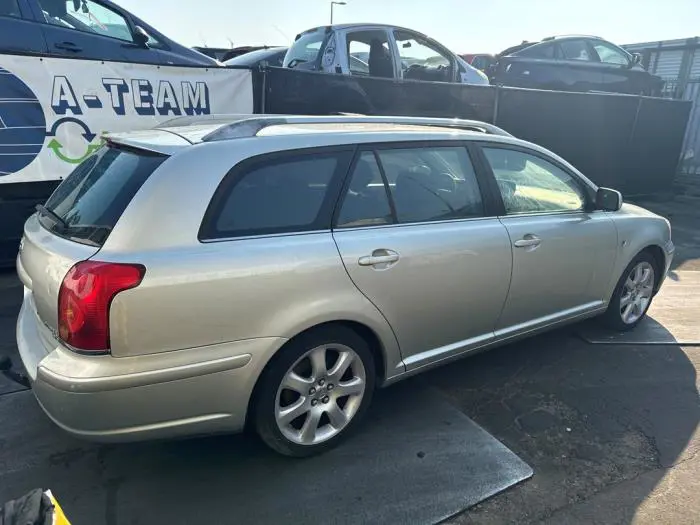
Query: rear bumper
16,289,286,441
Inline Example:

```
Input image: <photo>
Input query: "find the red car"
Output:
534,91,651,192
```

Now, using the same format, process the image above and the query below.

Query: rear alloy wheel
602,252,657,331
254,326,375,457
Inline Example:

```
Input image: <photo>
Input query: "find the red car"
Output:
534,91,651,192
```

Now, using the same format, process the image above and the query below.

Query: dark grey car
490,35,664,95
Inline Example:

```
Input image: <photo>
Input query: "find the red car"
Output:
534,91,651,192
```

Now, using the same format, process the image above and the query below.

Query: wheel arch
640,244,666,292
245,319,393,429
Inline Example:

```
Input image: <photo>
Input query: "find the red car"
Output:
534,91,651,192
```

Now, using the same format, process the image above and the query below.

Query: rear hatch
17,143,167,351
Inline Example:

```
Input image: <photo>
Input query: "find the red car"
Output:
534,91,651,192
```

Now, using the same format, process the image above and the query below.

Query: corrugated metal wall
680,81,700,174
690,50,700,78
652,50,685,79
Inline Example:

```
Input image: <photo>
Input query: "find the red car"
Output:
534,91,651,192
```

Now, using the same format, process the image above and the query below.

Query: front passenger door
478,145,617,334
36,0,157,63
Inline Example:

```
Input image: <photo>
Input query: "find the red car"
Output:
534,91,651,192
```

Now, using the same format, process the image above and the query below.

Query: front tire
602,252,658,331
253,326,376,457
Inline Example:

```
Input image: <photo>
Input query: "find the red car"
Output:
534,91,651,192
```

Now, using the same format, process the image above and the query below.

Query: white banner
0,55,253,184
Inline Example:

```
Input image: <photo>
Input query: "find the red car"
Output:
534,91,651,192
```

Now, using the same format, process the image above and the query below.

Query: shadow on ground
425,326,699,524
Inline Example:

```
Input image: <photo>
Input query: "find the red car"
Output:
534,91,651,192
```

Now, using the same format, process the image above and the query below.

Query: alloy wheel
620,261,655,325
275,344,366,446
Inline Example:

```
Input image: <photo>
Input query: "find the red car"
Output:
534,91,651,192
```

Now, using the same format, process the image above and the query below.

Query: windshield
38,145,167,246
225,47,287,67
283,29,326,68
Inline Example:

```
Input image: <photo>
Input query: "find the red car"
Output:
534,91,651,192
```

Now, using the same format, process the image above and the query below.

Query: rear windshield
283,29,326,68
38,145,166,246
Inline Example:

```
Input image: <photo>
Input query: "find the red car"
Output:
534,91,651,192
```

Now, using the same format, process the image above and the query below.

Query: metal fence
260,67,692,196
662,77,700,176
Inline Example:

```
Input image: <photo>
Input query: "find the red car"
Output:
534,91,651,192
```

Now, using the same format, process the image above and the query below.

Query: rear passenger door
332,143,513,371
0,0,48,55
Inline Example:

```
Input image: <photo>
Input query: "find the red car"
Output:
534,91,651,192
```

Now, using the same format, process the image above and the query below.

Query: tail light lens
58,261,145,353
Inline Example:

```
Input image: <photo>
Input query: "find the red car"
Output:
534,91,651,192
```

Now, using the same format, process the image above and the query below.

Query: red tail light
58,261,145,353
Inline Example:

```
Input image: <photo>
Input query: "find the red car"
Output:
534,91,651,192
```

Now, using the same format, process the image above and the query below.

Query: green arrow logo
47,138,103,164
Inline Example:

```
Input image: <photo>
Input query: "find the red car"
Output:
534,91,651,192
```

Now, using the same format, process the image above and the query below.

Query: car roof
501,35,608,55
298,24,429,38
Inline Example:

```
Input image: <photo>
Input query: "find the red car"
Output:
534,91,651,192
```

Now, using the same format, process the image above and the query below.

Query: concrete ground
0,194,698,524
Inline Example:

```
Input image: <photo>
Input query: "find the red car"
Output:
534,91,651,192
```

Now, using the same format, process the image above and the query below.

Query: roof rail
191,114,512,142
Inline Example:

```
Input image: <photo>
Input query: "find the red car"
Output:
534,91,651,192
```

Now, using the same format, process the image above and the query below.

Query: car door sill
394,301,606,380
494,301,606,339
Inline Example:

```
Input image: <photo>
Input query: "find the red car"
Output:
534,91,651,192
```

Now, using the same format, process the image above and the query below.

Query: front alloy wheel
619,261,655,325
602,252,658,331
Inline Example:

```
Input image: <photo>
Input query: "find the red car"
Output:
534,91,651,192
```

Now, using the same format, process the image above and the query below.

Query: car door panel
332,145,512,370
477,144,618,333
41,23,156,62
553,40,604,91
334,220,512,369
35,0,159,63
0,0,48,55
496,212,617,332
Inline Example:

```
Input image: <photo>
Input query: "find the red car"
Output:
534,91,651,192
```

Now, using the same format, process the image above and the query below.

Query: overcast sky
116,0,699,53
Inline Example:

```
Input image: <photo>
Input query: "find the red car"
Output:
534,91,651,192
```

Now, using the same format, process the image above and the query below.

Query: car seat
394,171,453,222
368,39,394,79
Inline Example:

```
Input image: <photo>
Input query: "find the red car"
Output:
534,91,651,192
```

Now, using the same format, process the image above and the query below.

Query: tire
601,251,658,331
253,325,376,457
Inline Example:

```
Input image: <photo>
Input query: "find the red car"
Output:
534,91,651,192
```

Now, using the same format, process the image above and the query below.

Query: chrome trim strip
494,301,605,338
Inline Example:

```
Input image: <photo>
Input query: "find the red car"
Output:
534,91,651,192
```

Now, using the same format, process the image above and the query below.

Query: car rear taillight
58,261,145,353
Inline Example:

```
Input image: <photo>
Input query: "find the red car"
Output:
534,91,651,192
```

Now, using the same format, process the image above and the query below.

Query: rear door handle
358,250,399,267
513,235,541,248
55,42,82,52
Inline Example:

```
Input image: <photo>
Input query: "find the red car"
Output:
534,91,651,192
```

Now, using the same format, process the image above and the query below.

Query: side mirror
133,26,150,48
632,52,642,64
596,187,623,211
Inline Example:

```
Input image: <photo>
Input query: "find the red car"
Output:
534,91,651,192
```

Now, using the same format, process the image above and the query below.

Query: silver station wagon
16,115,674,456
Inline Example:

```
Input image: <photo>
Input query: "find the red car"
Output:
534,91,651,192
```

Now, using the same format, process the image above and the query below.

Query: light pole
330,1,346,24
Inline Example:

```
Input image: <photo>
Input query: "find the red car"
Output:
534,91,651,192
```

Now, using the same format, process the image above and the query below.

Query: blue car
0,0,218,66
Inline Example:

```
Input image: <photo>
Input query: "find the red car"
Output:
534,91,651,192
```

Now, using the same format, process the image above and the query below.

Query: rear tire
601,252,658,331
253,325,376,457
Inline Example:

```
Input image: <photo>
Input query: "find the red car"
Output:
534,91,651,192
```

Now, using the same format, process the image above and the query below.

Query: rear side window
39,145,166,246
516,43,556,59
201,151,349,239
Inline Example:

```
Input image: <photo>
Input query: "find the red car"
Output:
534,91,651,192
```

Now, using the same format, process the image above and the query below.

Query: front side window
559,39,594,61
378,146,483,223
592,41,630,65
205,153,344,239
394,30,453,83
346,30,392,78
482,147,586,214
516,43,556,59
284,28,326,68
38,0,133,41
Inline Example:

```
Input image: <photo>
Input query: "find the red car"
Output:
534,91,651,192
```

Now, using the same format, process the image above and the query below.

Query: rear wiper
35,204,67,229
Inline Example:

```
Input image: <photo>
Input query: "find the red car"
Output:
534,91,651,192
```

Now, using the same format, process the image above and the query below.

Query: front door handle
358,249,399,267
55,42,82,52
513,235,542,248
